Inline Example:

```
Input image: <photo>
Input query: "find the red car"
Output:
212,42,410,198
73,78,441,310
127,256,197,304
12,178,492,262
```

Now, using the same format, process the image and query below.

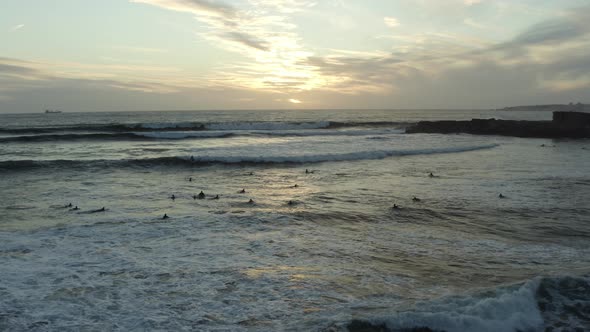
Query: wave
0,144,497,171
0,128,405,143
0,121,410,135
0,132,234,143
341,275,590,332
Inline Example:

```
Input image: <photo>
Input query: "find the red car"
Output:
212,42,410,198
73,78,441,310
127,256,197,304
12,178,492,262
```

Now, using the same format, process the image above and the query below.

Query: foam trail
204,121,331,131
182,144,499,164
133,131,233,139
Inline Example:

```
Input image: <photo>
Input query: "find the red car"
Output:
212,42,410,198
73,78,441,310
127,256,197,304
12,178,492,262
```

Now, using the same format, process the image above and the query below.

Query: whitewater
0,109,589,331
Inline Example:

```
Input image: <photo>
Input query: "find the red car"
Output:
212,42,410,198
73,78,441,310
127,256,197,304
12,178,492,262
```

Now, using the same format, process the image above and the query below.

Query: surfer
499,193,505,198
428,172,434,178
170,194,176,200
70,206,80,211
198,191,205,199
291,184,299,188
239,188,246,193
287,200,295,206
189,177,192,182
248,199,255,204
212,195,219,200
91,207,106,213
412,196,421,202
192,194,197,200
162,214,169,220
392,204,399,210
65,203,73,208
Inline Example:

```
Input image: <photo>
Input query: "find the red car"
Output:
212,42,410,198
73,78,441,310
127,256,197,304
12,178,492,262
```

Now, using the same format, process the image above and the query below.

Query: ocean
0,109,589,331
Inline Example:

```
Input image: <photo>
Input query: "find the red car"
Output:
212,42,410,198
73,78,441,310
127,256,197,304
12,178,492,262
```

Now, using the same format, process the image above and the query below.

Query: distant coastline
499,103,588,112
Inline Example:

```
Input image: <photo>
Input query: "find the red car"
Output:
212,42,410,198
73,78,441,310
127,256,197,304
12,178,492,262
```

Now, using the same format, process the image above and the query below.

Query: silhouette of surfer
212,195,219,200
91,207,106,213
288,200,295,206
412,196,421,202
162,214,169,220
170,194,176,200
248,199,255,204
70,206,80,211
189,177,193,182
239,188,246,193
198,191,205,199
428,172,434,178
499,193,505,198
392,204,399,210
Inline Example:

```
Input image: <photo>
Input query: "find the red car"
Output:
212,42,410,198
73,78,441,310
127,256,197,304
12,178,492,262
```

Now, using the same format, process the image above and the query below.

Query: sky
1,0,590,112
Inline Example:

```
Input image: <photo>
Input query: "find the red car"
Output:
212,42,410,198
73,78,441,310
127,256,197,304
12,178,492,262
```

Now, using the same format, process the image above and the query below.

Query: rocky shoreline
405,111,590,138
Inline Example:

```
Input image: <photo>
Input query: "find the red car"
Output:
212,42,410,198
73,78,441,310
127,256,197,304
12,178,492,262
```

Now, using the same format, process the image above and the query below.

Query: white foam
205,121,331,131
252,128,405,137
376,278,544,332
129,122,200,129
133,131,231,139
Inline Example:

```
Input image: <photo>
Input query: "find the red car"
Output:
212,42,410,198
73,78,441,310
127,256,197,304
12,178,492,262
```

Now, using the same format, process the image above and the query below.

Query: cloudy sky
1,0,590,112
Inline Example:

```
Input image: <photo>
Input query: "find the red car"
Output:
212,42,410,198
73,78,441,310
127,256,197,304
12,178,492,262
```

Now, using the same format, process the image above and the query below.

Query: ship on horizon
45,109,62,114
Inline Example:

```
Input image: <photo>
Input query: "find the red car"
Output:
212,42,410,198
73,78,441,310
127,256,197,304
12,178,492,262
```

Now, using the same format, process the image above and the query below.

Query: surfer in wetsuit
189,177,192,182
239,188,246,193
170,194,176,200
248,199,255,204
198,191,205,199
428,172,434,178
162,214,169,219
212,195,219,200
91,207,106,212
70,206,80,211
499,193,505,198
412,196,421,202
288,200,294,206
392,204,399,210
65,203,73,208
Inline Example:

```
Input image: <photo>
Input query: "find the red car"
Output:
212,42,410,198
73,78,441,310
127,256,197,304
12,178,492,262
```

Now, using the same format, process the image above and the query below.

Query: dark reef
405,111,590,138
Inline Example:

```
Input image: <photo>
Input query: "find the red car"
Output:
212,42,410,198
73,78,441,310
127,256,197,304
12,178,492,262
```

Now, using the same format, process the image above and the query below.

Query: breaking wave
0,121,409,135
339,275,590,332
0,144,498,171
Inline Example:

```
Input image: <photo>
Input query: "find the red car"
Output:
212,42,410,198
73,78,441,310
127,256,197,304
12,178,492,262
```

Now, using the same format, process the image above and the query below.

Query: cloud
131,0,321,93
130,0,236,17
384,17,400,28
295,6,590,100
10,24,24,31
112,46,169,53
463,18,485,29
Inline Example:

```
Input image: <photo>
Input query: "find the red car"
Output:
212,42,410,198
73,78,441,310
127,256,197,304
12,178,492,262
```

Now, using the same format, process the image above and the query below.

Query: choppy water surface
1,109,589,331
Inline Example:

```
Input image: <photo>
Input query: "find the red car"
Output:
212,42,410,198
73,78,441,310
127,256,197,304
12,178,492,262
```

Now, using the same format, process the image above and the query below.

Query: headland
406,108,590,138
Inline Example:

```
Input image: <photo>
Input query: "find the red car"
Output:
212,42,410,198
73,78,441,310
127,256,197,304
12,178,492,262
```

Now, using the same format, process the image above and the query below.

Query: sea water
0,109,589,331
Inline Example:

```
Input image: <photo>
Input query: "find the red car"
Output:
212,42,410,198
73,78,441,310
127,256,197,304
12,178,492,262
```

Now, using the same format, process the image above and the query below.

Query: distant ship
45,109,62,114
